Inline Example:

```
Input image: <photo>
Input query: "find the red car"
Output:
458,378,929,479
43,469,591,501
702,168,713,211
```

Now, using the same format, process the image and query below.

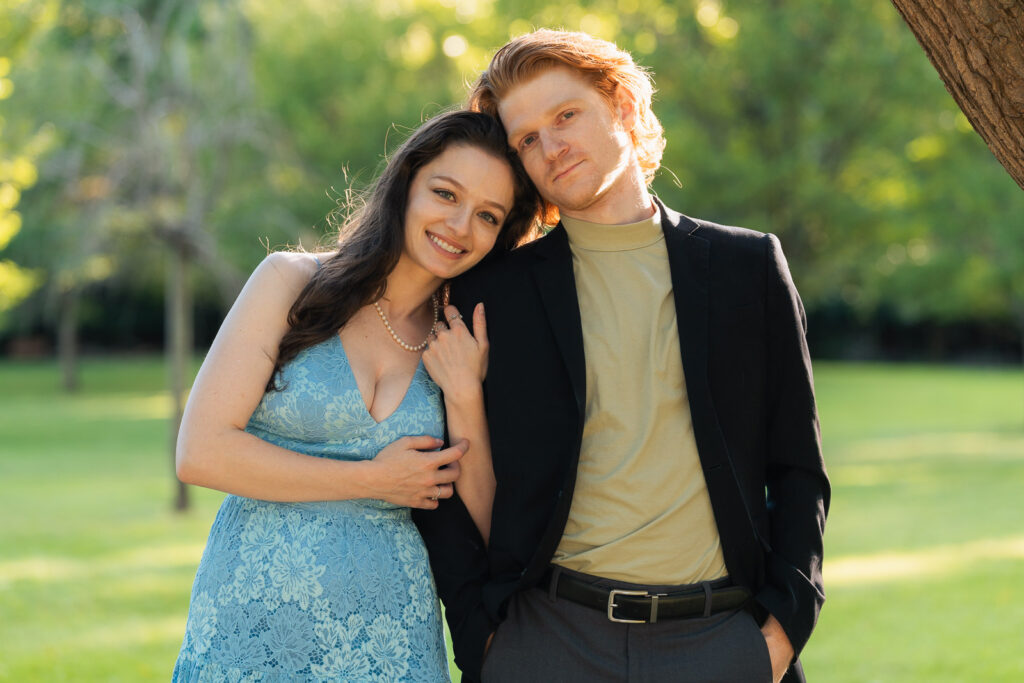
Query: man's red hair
468,29,666,191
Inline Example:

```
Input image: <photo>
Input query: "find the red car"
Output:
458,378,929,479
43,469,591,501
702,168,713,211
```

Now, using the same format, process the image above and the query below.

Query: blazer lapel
661,200,762,583
661,202,724,467
530,225,586,418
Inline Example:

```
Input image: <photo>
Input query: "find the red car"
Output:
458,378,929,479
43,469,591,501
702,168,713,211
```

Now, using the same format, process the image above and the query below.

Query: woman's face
401,143,515,281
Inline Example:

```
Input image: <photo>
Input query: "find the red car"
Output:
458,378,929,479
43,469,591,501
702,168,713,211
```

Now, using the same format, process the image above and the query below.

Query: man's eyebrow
432,174,509,213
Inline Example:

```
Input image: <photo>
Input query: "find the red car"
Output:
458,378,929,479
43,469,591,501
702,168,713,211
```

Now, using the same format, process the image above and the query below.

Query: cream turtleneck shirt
552,210,727,585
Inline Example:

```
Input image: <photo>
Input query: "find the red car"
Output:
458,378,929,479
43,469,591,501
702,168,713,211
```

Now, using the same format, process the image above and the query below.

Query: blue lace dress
173,335,450,682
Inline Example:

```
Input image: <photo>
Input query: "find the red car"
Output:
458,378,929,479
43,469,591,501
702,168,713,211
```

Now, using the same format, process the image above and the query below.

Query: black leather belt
542,566,751,624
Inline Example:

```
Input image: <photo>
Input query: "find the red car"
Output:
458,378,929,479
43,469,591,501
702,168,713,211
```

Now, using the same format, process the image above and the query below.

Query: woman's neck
381,260,441,320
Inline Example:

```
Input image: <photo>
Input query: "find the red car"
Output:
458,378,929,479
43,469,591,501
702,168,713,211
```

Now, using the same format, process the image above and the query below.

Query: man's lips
553,161,583,183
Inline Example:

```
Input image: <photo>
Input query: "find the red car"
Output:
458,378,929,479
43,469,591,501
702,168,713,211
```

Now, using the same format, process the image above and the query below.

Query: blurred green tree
3,0,1023,366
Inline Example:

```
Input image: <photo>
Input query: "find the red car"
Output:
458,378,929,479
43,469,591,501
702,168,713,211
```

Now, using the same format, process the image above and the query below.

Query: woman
172,111,540,682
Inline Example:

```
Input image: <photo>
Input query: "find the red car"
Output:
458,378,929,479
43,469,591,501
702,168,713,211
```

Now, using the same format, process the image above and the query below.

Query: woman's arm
422,303,495,540
175,252,464,507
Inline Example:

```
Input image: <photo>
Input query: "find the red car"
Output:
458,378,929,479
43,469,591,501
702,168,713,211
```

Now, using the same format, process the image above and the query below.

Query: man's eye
562,111,575,120
521,135,536,149
434,189,455,200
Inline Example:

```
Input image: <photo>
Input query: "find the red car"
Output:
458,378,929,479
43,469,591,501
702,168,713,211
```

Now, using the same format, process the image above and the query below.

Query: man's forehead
498,67,593,128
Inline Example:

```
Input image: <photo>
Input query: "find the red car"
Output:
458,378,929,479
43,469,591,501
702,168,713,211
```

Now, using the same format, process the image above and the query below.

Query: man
414,29,829,683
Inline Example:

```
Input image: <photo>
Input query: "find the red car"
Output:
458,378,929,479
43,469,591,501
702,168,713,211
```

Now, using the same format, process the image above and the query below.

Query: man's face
498,65,638,223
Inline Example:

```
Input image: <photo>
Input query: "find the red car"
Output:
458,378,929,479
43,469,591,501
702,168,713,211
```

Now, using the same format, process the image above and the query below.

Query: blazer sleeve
411,493,496,679
411,275,497,681
755,233,830,657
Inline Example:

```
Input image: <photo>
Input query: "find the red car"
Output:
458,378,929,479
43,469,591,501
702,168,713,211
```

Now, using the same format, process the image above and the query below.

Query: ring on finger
448,312,462,322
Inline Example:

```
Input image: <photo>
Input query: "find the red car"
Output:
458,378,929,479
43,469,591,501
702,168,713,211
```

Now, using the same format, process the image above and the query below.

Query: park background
1,0,1022,681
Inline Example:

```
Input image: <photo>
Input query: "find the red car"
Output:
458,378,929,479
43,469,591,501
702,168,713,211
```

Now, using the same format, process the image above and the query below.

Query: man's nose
540,129,567,161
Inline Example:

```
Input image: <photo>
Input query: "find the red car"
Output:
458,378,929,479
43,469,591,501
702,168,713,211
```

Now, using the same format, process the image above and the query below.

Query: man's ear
613,84,637,131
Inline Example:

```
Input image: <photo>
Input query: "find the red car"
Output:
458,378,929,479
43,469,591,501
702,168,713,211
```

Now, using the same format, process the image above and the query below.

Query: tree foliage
2,0,1022,358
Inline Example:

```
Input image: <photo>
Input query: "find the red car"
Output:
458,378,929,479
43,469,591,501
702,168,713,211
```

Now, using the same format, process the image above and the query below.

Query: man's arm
412,492,496,679
756,233,831,659
412,276,498,681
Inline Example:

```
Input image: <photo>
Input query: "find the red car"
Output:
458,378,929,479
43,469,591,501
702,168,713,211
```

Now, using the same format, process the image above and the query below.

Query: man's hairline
490,63,625,147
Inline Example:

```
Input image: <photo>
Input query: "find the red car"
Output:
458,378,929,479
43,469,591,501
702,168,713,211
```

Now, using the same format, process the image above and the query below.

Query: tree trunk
167,243,192,512
57,288,79,393
890,1,1024,191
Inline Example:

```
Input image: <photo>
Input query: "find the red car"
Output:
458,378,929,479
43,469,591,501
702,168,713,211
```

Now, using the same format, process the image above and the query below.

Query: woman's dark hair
268,110,543,390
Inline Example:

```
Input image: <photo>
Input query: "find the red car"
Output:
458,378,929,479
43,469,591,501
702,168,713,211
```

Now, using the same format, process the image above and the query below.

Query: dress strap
312,254,322,270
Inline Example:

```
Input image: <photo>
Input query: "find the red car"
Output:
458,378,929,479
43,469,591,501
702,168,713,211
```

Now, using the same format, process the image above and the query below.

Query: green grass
1,357,1022,681
804,362,1024,682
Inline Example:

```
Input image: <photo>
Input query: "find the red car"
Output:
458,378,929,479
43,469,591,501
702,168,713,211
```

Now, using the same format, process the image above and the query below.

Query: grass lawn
1,356,1022,681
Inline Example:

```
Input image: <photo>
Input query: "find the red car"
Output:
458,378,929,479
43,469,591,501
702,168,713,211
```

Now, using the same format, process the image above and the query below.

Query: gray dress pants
481,568,773,683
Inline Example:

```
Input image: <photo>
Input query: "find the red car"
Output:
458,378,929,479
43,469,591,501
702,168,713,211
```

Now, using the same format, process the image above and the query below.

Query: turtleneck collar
561,207,662,252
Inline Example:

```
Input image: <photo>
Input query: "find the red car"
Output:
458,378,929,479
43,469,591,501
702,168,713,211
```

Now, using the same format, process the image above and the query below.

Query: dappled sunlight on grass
826,535,1024,587
53,615,187,651
1,392,173,424
0,542,204,588
831,430,1024,465
2,359,1022,681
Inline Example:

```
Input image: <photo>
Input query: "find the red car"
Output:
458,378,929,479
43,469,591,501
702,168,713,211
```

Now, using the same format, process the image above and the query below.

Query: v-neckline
334,334,423,426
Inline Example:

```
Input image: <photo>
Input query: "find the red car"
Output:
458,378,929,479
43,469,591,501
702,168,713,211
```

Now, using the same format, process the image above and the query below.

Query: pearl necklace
373,295,439,352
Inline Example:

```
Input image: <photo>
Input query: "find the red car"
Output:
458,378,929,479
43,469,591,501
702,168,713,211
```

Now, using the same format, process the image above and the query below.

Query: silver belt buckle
607,588,649,623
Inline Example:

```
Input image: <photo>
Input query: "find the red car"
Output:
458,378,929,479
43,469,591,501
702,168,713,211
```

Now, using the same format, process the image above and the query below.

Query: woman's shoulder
256,251,335,289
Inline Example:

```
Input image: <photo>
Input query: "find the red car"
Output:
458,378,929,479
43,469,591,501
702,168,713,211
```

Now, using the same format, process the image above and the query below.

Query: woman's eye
478,212,499,225
561,110,575,120
433,189,455,200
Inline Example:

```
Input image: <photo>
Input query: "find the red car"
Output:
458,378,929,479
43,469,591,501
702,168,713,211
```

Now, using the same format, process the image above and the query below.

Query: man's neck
559,172,656,226
560,196,656,226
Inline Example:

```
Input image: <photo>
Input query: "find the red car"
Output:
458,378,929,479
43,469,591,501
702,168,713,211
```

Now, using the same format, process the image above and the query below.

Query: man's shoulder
457,232,554,284
669,208,768,246
450,231,556,304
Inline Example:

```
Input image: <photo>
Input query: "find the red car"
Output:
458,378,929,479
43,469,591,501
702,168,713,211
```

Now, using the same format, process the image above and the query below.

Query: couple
173,29,829,683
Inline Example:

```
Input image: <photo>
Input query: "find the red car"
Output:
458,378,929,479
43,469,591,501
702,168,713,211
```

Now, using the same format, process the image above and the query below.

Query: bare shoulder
259,251,324,289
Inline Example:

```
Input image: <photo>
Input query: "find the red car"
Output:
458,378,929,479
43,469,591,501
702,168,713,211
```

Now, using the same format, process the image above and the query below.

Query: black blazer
414,200,830,682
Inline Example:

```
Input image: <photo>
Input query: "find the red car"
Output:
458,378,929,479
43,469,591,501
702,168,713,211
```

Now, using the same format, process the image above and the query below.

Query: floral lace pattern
173,336,449,682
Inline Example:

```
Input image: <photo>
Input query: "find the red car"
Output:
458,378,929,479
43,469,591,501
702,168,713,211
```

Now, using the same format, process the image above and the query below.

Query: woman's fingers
435,459,461,484
443,304,468,333
404,435,445,452
473,302,488,348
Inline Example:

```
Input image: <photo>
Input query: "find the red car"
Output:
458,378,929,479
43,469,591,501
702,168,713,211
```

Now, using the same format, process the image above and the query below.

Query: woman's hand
422,303,488,403
365,436,467,509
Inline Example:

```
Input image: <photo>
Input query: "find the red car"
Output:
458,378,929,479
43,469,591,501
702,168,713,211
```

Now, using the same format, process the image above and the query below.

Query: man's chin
543,190,596,216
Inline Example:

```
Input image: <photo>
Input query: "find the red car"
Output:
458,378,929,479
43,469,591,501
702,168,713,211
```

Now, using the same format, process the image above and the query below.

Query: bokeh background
1,0,1022,681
